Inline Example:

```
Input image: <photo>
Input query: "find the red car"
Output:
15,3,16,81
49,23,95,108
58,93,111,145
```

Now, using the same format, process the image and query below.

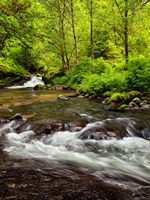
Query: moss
103,91,112,97
118,104,128,109
105,92,128,104
46,84,52,89
34,84,46,90
132,97,141,105
129,91,141,98
129,102,138,107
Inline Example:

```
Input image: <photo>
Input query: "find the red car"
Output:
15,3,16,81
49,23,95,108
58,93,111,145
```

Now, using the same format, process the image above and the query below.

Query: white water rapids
7,76,44,89
1,118,150,184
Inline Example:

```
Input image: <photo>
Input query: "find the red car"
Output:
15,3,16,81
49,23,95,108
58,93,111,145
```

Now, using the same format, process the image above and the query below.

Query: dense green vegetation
0,0,150,94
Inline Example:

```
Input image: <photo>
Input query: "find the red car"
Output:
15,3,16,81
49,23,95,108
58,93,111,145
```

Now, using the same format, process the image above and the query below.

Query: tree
81,0,94,60
0,0,31,49
67,0,79,64
89,0,94,61
109,0,150,66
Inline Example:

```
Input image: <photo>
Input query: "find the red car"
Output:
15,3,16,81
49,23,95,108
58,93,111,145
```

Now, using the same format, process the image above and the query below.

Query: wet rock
34,84,46,90
104,99,150,112
78,127,119,140
118,104,129,111
16,120,66,135
104,102,120,111
68,94,79,98
64,122,84,132
16,120,85,135
141,103,150,110
0,119,10,124
51,85,63,90
84,94,89,98
141,128,150,140
78,95,84,98
0,167,140,200
9,114,25,121
129,101,137,107
102,91,150,112
132,97,141,105
57,95,68,100
46,84,51,89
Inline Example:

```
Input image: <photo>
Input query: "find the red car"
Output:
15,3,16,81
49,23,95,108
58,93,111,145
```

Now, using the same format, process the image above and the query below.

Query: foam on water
7,76,44,89
3,118,150,183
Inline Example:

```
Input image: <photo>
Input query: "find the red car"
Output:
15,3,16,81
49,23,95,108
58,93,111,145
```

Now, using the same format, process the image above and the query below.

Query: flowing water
0,86,150,198
6,76,44,89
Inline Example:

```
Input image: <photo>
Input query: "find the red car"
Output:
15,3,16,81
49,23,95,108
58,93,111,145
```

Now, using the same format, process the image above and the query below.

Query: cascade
7,76,44,89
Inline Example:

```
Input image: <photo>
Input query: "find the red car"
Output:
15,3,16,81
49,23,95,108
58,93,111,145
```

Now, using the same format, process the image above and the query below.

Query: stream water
0,86,150,199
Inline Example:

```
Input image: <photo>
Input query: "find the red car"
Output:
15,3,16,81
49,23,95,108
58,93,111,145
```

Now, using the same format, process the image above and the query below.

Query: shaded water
0,89,150,192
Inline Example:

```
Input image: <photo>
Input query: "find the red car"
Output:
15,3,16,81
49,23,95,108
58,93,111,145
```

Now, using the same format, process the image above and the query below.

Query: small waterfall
7,76,44,89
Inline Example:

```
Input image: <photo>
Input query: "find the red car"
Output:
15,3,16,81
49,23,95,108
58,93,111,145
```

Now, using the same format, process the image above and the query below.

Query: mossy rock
46,84,52,89
129,91,141,98
105,92,129,104
132,97,141,105
129,101,138,107
34,84,45,90
118,104,129,111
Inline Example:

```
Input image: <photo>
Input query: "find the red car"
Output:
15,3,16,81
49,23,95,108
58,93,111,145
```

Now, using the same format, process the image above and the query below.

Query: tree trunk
58,0,70,71
124,0,129,67
70,0,79,65
90,0,94,61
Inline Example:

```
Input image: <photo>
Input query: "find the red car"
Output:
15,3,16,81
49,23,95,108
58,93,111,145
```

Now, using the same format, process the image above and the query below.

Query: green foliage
126,57,150,92
65,57,110,87
79,74,105,94
0,0,150,94
92,57,111,74
93,29,110,59
79,66,127,95
0,57,28,78
52,76,69,85
105,92,129,104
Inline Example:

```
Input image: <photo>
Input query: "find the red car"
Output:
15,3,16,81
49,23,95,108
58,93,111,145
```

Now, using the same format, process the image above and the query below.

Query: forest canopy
0,0,150,93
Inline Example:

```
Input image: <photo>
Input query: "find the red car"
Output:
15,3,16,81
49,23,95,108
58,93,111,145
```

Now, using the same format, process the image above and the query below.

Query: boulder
78,127,120,140
34,84,46,90
9,113,25,121
132,97,141,105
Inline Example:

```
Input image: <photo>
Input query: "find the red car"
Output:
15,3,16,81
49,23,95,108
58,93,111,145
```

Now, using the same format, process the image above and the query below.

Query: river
0,88,150,200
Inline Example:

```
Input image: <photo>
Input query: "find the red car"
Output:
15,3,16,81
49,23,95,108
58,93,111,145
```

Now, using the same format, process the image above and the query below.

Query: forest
0,0,150,95
1,1,150,199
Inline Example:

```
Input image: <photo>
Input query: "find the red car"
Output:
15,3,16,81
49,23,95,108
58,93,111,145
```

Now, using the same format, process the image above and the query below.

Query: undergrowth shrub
52,76,68,85
126,57,150,92
79,67,127,94
79,74,105,94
